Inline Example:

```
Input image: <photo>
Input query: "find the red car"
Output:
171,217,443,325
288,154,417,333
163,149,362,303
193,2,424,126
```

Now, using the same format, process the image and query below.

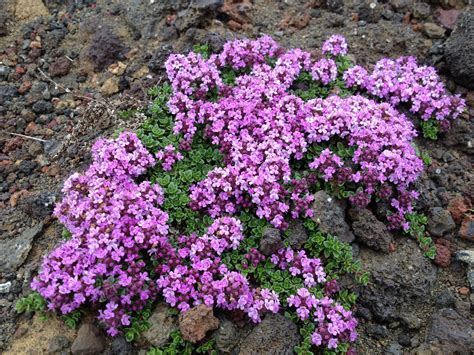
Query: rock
436,8,461,30
219,0,252,26
348,208,394,252
397,332,411,347
412,2,431,19
400,313,421,330
49,57,71,77
427,207,456,237
356,0,382,24
447,196,470,224
213,318,242,353
326,0,344,14
455,250,474,266
192,0,223,10
366,323,388,339
358,239,437,321
436,289,455,308
0,66,11,81
48,335,70,353
287,220,308,249
386,342,403,355
106,337,134,355
143,303,177,347
0,13,8,36
32,100,53,114
427,308,474,352
444,8,474,89
18,191,56,219
259,227,283,256
179,305,219,343
0,222,43,273
423,22,446,39
108,62,127,76
239,314,300,355
14,0,49,20
0,281,12,294
0,84,18,104
87,26,127,71
434,243,451,268
71,323,105,354
312,191,354,243
100,77,120,96
459,214,474,241
327,13,345,27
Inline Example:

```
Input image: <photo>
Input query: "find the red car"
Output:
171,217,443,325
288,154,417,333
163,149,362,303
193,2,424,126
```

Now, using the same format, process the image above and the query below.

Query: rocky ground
0,0,473,354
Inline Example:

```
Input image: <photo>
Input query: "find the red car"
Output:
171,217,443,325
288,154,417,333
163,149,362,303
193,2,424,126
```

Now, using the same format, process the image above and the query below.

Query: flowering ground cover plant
18,34,465,354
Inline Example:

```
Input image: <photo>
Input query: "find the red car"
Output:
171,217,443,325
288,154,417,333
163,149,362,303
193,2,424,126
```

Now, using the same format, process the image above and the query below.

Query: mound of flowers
27,34,465,353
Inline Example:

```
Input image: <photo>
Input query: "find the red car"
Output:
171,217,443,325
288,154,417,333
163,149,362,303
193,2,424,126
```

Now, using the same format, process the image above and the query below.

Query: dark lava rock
71,323,105,354
365,323,388,339
105,337,134,355
427,207,456,237
412,2,431,19
326,0,344,14
87,26,127,71
213,318,243,353
348,208,394,252
357,239,437,322
356,0,382,23
239,314,300,355
259,227,283,256
49,57,71,77
0,66,11,81
435,289,455,308
287,219,308,249
312,191,354,243
0,13,8,36
148,44,174,73
444,8,474,89
18,191,56,219
48,335,70,353
32,100,53,114
427,308,474,352
0,84,18,104
0,222,44,273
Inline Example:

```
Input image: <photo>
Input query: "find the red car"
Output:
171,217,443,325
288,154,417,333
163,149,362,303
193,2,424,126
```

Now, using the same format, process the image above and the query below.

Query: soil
0,0,472,354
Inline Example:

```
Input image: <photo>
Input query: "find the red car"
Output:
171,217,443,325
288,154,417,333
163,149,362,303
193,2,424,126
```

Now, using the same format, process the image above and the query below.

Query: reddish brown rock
459,215,474,241
448,197,471,224
179,305,219,343
434,243,452,268
49,57,71,77
18,80,32,94
219,0,252,25
228,19,242,31
292,12,311,30
435,8,461,30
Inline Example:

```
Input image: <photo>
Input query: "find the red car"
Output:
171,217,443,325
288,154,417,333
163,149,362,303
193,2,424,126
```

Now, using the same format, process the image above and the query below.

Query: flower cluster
322,34,348,56
32,132,167,335
305,95,424,229
166,35,427,229
155,144,183,171
271,247,326,288
288,288,357,349
157,217,280,322
343,56,465,127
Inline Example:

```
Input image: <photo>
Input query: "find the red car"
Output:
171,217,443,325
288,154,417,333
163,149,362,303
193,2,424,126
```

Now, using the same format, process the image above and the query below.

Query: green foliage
420,119,440,140
61,310,82,329
138,84,223,234
291,71,331,101
414,144,433,166
15,292,47,319
124,306,152,342
405,212,437,259
61,228,72,240
147,330,217,355
192,44,211,59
